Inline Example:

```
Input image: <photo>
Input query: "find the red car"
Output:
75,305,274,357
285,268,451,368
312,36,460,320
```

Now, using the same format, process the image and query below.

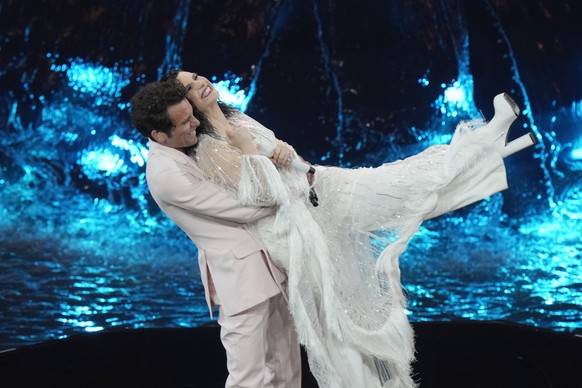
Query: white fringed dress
191,112,507,388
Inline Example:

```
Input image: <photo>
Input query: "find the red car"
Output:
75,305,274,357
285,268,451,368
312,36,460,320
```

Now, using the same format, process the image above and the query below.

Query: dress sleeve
193,135,290,207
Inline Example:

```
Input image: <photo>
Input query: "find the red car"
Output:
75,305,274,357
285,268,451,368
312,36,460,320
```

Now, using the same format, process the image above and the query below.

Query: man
130,80,301,388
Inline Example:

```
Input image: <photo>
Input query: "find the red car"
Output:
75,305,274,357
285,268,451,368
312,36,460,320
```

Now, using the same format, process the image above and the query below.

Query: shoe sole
503,93,520,117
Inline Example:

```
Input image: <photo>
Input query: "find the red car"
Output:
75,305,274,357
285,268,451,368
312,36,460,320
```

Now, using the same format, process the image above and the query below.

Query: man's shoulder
146,148,205,185
147,143,192,168
146,148,178,172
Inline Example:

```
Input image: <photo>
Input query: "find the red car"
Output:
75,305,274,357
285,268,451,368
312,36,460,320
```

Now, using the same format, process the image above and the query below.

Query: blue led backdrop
0,0,581,350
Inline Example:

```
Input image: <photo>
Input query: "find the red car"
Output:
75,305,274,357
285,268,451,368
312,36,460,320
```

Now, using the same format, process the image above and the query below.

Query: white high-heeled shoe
483,93,536,158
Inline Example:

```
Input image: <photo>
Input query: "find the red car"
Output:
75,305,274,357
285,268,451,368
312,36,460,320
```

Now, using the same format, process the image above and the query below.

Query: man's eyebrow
192,73,198,80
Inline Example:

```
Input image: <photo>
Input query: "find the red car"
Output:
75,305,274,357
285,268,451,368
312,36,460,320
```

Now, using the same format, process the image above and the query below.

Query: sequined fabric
193,112,500,388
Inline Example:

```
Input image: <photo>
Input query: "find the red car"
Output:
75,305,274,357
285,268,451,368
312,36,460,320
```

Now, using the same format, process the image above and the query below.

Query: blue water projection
0,2,580,351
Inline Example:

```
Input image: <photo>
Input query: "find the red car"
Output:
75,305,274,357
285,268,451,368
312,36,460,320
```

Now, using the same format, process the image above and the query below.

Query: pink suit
146,141,301,387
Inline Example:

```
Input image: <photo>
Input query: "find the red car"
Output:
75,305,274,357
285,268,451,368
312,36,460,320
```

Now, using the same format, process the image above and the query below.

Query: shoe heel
502,132,536,157
501,93,520,116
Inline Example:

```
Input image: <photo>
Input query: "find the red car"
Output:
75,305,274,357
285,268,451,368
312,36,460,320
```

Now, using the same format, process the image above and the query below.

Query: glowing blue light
418,77,429,87
57,317,104,332
572,148,582,160
110,135,148,167
212,72,253,112
61,131,79,144
94,198,115,213
80,149,127,178
430,133,453,145
78,136,148,180
48,56,132,103
444,83,465,104
85,326,104,333
431,74,477,120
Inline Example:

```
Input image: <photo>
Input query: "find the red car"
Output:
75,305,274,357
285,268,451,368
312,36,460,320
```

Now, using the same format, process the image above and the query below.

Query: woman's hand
225,125,259,154
271,140,295,167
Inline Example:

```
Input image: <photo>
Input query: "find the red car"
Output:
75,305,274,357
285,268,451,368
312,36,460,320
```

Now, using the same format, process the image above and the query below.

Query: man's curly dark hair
130,77,218,148
129,79,188,140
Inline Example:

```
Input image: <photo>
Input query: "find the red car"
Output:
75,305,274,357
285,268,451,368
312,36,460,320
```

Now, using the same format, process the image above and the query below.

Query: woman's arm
194,131,290,207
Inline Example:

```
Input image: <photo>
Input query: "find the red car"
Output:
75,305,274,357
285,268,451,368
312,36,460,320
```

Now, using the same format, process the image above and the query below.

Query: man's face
158,99,200,150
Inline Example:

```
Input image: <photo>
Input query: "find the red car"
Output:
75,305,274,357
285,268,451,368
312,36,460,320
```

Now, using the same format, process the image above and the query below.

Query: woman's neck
205,104,231,137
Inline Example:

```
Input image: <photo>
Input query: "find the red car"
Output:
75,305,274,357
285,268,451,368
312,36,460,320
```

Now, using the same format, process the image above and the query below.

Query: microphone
289,158,316,174
257,143,315,174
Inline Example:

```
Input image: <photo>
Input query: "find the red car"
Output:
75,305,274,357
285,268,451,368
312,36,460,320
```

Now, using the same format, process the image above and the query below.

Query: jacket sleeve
148,159,276,224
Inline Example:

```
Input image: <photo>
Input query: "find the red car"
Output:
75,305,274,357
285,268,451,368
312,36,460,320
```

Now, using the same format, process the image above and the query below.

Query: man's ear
151,130,168,144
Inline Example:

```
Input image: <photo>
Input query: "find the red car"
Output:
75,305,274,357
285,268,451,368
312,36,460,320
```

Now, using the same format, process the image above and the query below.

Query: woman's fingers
225,125,259,154
272,141,294,166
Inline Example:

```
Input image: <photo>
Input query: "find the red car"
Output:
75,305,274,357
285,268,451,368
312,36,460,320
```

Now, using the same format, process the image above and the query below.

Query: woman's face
176,71,218,113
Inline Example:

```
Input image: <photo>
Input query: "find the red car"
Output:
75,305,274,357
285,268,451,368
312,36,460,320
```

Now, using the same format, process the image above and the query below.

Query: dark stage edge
0,321,580,388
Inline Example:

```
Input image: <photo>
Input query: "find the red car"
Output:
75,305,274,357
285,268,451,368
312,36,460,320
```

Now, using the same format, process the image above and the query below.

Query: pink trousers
218,293,301,388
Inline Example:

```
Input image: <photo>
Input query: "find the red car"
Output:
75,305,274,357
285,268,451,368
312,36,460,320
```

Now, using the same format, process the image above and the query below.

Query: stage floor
1,320,580,387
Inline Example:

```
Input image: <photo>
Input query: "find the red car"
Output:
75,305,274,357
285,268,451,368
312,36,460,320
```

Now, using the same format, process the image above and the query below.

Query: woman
163,70,534,388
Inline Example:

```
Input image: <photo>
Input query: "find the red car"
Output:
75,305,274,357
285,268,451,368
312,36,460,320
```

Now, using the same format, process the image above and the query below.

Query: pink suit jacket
145,141,287,317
